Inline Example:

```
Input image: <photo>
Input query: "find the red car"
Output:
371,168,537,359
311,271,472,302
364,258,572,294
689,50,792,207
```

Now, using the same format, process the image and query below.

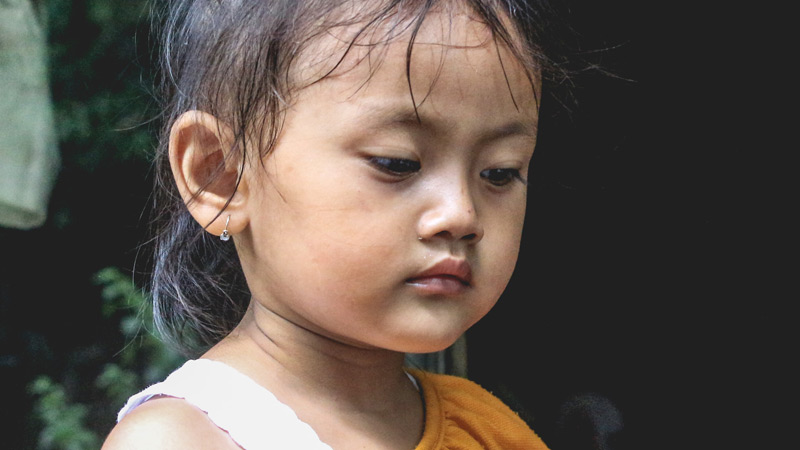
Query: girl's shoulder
105,359,332,450
102,396,240,450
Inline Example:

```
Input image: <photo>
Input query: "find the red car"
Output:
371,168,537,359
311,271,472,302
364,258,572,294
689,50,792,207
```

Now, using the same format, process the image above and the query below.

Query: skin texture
104,8,539,450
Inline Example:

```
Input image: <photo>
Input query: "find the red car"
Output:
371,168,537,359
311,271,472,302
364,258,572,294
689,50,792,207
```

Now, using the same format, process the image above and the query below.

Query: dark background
470,2,790,450
1,1,789,449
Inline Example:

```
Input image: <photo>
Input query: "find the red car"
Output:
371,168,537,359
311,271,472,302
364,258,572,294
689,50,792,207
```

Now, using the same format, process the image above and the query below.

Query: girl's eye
368,156,421,176
480,168,527,187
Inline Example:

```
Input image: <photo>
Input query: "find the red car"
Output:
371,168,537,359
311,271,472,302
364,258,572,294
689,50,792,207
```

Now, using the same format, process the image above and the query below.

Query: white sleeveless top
117,359,333,449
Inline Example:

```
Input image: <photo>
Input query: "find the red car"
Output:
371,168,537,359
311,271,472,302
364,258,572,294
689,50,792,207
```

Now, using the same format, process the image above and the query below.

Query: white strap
118,359,332,450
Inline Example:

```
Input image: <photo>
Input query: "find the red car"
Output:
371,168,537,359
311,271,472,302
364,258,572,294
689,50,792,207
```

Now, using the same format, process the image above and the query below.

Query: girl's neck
203,302,425,449
203,301,414,412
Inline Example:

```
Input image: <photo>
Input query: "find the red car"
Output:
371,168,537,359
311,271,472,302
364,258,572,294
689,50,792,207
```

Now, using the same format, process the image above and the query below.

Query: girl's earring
220,215,231,242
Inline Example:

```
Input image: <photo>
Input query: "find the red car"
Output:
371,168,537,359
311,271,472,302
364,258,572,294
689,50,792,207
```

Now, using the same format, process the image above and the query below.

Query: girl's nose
416,184,484,243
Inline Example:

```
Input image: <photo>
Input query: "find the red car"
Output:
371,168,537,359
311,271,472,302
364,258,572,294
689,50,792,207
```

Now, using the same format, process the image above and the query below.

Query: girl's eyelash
480,168,527,187
368,156,421,176
368,157,526,187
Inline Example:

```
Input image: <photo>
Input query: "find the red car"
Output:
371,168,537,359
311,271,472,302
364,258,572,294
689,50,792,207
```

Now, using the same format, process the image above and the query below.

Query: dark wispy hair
149,0,574,355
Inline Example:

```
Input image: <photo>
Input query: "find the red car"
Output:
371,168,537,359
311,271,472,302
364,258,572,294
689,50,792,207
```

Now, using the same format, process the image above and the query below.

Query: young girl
104,0,567,448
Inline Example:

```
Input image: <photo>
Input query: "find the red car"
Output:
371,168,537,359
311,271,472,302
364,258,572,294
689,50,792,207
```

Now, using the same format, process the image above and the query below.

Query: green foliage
29,377,100,450
46,0,156,173
22,1,170,448
29,268,183,450
94,267,184,385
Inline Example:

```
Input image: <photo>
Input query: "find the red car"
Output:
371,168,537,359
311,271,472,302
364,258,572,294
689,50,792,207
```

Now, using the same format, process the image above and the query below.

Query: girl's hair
149,0,574,355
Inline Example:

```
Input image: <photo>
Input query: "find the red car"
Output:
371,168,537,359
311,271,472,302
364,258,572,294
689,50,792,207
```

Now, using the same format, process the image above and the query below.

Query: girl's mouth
406,258,472,295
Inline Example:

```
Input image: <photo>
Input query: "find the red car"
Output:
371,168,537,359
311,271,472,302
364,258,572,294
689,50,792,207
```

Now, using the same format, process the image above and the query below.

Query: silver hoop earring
220,216,231,241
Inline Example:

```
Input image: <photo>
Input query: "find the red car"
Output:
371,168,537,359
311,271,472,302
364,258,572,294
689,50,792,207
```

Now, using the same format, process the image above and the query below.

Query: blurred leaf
31,266,183,448
29,376,100,450
95,363,139,407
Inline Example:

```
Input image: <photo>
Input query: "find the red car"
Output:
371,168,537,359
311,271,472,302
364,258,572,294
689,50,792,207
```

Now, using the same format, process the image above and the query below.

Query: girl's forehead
295,8,523,89
282,7,539,140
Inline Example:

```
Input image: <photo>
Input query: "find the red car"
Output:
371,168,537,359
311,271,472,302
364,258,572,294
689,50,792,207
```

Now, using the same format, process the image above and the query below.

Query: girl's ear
169,110,249,237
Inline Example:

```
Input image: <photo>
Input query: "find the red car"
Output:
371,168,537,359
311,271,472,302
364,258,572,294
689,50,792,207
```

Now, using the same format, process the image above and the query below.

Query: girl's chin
394,333,467,356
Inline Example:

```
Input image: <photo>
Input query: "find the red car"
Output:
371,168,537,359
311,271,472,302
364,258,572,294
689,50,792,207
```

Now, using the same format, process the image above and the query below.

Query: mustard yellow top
409,370,550,449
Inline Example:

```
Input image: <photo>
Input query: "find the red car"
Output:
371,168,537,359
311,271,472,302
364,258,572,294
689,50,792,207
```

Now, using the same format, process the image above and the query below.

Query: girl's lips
406,275,469,296
406,258,472,295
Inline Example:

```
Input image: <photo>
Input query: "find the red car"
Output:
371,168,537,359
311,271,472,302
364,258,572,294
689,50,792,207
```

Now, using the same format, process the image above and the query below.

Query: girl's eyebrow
355,101,538,142
356,102,422,129
477,121,539,144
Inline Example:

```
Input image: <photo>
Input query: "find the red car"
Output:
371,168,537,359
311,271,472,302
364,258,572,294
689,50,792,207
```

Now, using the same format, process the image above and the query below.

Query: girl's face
237,12,539,353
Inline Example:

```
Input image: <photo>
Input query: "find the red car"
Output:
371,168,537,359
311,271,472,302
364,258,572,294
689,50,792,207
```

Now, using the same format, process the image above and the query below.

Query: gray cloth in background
0,0,59,229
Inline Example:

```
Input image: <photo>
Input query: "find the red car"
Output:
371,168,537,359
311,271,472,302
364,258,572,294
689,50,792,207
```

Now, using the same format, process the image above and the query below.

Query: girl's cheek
300,200,404,255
